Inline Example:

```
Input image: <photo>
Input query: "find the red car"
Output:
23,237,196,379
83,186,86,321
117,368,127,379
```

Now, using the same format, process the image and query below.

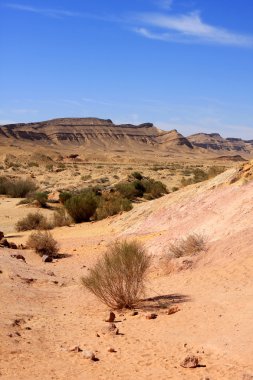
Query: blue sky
0,0,253,138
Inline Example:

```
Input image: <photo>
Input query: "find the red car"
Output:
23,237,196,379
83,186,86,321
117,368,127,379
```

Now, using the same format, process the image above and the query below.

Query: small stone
9,242,17,249
167,306,180,315
0,238,9,247
130,311,138,316
108,347,116,353
145,313,157,320
42,255,53,263
180,355,199,368
105,311,116,322
47,270,55,276
69,345,82,353
0,231,4,240
101,323,119,335
11,254,26,263
83,350,96,360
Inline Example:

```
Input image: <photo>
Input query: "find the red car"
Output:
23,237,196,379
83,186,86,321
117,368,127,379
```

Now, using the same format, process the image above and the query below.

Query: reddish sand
0,163,253,379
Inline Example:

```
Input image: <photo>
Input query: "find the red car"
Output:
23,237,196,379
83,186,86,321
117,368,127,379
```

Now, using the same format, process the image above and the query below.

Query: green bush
16,212,52,231
27,231,59,257
96,193,132,220
64,191,98,223
82,240,151,309
131,171,143,180
33,192,48,207
59,191,72,204
116,177,168,201
141,178,168,199
0,177,36,198
115,182,139,200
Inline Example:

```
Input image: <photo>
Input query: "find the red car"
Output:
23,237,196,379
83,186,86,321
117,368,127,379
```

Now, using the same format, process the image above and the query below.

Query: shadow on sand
137,293,191,311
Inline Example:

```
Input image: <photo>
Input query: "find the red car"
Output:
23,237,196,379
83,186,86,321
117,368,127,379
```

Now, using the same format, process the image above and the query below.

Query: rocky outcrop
0,118,252,157
0,118,159,146
188,133,253,154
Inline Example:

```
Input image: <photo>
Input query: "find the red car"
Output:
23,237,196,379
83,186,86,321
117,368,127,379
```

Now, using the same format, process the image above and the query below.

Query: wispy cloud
133,11,253,47
3,3,119,22
4,3,82,18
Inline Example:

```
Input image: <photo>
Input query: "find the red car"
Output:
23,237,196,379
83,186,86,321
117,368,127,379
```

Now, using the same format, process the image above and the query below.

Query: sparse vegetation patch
27,231,59,257
168,234,207,258
82,240,151,309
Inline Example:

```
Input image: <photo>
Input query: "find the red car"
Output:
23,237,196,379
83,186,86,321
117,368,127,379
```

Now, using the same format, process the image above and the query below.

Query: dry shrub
27,231,59,257
0,176,36,197
52,208,72,227
169,234,206,258
82,240,151,309
95,193,132,220
16,212,52,231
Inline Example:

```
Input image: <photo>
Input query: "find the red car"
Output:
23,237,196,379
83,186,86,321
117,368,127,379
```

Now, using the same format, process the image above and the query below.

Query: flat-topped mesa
1,118,252,157
0,118,160,146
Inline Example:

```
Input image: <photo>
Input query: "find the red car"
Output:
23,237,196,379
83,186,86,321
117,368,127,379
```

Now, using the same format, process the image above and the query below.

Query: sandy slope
0,164,253,379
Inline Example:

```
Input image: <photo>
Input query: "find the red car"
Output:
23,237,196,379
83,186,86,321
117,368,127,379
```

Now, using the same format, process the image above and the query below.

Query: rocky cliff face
0,118,192,151
188,133,253,154
0,118,252,158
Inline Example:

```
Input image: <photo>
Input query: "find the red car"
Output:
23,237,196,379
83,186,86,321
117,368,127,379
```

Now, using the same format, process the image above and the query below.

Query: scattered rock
130,311,138,316
0,231,4,240
9,242,17,249
82,350,96,360
108,347,116,353
47,270,55,276
101,323,119,336
105,311,116,322
11,254,26,263
0,238,17,249
145,313,157,320
22,278,35,284
167,306,180,315
180,355,199,368
11,318,25,327
42,255,53,263
0,238,9,247
69,345,82,353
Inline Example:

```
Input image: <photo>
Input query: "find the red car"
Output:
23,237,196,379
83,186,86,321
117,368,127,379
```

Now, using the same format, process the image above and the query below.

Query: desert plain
0,118,253,380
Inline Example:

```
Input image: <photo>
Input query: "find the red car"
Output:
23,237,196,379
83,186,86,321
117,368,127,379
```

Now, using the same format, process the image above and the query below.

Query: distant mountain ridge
188,132,253,154
0,117,252,158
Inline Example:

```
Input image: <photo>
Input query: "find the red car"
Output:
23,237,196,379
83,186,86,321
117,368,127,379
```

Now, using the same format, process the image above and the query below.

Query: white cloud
134,11,253,47
4,3,82,18
4,3,120,22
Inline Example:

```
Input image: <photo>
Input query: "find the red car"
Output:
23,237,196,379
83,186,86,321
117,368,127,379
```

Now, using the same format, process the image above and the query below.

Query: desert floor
0,160,253,380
